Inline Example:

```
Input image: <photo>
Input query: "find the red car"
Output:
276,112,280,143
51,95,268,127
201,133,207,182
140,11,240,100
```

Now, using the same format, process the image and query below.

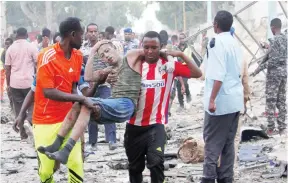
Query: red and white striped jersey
129,57,191,126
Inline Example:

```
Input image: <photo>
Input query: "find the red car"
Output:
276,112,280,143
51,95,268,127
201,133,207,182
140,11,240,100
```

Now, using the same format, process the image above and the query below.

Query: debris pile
178,137,204,164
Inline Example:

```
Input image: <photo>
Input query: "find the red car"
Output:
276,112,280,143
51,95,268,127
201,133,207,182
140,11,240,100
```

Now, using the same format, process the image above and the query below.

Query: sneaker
86,143,98,152
109,141,117,151
23,121,34,146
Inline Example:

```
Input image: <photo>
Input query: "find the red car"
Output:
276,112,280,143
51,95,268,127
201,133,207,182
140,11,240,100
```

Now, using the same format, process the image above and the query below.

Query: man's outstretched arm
37,64,95,110
170,51,202,78
13,90,35,133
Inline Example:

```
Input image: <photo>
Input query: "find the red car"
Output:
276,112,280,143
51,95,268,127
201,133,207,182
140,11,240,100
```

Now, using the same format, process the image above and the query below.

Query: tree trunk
45,1,53,31
0,1,7,45
20,2,41,28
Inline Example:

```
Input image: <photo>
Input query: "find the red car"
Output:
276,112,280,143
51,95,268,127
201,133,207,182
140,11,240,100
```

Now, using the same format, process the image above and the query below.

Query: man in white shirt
201,11,243,183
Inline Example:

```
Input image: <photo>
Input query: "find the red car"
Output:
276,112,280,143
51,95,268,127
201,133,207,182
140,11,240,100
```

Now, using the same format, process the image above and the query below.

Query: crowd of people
0,9,286,183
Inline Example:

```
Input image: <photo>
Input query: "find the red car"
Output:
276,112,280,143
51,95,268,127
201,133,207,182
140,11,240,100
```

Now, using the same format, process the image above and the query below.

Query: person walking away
251,18,287,136
1,38,13,103
201,11,243,183
5,28,38,139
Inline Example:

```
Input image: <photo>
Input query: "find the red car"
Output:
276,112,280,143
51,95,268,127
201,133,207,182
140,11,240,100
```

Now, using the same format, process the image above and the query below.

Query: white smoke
131,3,171,34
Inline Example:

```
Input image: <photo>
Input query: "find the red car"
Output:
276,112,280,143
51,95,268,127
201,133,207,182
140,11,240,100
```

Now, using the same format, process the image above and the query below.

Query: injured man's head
94,40,120,66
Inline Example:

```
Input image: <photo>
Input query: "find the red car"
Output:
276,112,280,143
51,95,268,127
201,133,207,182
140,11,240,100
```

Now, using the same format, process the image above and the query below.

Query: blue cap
230,27,235,36
124,28,132,33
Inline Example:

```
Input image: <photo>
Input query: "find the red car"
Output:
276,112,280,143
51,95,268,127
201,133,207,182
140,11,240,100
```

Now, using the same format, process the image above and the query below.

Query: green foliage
156,1,206,31
6,1,145,31
156,1,230,31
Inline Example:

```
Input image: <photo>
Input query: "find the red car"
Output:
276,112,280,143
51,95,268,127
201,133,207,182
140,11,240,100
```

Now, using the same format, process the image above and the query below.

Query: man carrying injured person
37,39,141,164
37,32,201,167
36,37,170,163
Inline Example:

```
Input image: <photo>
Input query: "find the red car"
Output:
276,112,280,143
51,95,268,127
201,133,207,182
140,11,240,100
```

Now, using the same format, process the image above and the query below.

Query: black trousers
124,123,166,183
203,112,239,181
10,87,33,123
176,78,191,107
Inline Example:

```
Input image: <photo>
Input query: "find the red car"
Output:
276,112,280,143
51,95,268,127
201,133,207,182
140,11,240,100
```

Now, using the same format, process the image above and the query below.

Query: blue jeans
88,86,116,144
88,86,134,144
90,97,135,124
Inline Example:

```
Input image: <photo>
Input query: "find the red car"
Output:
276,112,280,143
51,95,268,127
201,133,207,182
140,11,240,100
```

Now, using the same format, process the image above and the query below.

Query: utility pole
174,14,178,31
0,1,6,46
207,1,212,24
183,1,186,32
267,1,277,39
45,1,53,30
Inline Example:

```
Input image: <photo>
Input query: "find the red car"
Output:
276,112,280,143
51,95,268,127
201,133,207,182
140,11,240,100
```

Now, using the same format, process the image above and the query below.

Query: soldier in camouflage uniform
251,18,287,135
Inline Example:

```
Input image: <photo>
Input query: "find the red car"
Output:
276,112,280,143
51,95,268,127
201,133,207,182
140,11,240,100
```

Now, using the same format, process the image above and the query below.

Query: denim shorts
89,97,135,124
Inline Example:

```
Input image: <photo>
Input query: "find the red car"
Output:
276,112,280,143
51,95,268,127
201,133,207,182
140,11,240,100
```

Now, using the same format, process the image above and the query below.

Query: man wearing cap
123,28,138,55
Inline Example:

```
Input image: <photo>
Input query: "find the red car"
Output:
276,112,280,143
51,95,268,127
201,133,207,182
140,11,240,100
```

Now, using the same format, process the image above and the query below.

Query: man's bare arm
13,90,35,132
5,65,11,87
178,52,202,78
43,88,85,103
210,81,222,103
126,49,144,66
72,82,78,94
84,54,112,82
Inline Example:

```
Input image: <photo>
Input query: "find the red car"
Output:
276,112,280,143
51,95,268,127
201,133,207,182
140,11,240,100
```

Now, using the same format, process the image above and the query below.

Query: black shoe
217,178,233,183
201,177,215,183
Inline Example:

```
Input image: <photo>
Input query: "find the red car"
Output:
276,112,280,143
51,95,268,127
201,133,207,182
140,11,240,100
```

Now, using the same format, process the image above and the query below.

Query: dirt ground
1,77,287,183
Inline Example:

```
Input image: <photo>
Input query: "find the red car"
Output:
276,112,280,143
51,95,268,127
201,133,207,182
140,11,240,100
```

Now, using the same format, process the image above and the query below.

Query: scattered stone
178,137,204,164
107,161,129,170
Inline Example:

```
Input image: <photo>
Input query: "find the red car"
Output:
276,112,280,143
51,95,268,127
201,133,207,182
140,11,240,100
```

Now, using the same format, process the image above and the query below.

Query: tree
156,1,206,31
156,1,233,31
6,1,145,32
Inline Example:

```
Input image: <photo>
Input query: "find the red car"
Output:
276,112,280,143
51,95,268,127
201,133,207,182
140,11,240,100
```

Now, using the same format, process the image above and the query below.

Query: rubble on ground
1,77,287,183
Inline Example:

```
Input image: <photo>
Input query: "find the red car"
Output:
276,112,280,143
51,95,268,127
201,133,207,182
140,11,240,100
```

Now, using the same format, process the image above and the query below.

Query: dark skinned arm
72,82,78,94
208,80,222,113
5,65,11,87
178,52,202,78
210,81,222,102
43,87,85,103
13,90,35,132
